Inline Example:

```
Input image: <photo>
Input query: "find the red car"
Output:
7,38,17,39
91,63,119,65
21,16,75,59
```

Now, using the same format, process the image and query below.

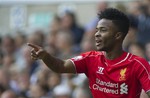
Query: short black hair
98,8,130,38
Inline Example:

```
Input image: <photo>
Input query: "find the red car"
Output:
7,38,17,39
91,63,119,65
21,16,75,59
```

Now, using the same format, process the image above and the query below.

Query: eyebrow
96,27,107,30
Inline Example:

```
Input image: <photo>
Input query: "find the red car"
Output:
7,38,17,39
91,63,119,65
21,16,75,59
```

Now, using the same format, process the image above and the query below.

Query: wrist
41,51,49,60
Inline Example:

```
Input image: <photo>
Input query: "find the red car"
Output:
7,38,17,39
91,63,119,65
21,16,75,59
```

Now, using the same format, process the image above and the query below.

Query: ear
115,32,122,40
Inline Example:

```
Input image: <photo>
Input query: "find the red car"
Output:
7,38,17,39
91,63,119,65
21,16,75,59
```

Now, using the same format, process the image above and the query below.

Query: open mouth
95,40,102,46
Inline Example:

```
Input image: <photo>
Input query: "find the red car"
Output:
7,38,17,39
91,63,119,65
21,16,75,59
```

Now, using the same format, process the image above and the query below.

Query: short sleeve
69,52,92,74
135,58,150,93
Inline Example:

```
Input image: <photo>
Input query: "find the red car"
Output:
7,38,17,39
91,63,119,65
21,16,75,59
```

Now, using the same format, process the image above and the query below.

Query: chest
87,59,135,83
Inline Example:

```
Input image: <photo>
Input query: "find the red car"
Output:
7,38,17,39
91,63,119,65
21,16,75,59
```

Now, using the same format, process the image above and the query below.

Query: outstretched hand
27,43,48,60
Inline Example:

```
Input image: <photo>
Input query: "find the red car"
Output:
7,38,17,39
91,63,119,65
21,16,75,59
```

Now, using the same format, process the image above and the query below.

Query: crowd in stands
0,0,150,98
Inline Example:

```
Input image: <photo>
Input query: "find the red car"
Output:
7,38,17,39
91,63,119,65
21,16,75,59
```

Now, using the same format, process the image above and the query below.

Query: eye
100,29,107,32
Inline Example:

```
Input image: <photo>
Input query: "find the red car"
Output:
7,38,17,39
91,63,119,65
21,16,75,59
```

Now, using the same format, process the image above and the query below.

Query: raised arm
27,43,76,73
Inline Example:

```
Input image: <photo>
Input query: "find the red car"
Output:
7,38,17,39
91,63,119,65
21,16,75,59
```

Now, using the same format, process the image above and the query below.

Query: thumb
35,49,47,59
27,43,40,51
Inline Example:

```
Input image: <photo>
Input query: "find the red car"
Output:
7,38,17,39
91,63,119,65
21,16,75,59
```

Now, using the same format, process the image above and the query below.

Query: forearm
42,53,65,73
28,43,75,73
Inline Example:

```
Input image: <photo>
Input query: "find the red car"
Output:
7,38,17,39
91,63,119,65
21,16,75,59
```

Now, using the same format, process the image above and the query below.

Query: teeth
96,42,101,46
95,40,101,43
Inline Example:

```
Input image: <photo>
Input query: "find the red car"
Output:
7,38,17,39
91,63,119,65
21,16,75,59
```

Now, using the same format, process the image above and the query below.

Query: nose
95,31,101,38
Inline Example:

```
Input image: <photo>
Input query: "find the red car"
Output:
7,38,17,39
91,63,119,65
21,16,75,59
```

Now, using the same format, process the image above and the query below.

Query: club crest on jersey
119,68,127,81
72,56,83,61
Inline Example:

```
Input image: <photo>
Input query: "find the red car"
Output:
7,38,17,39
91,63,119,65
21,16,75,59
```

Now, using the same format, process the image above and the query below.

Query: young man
28,8,150,98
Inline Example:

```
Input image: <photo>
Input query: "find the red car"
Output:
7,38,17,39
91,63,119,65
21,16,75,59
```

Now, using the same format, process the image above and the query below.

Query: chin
96,47,104,51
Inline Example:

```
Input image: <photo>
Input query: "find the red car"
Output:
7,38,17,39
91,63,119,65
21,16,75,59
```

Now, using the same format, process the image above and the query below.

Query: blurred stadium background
0,0,150,98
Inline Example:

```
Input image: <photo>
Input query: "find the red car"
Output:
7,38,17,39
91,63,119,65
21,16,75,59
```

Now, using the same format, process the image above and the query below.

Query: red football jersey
70,51,150,98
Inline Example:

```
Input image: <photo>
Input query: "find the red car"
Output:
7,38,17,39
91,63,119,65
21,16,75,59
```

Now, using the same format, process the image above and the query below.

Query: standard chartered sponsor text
93,84,119,94
93,78,119,94
96,78,118,88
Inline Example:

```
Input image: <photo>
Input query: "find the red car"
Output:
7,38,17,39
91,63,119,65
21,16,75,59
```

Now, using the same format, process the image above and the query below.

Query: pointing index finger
27,43,40,51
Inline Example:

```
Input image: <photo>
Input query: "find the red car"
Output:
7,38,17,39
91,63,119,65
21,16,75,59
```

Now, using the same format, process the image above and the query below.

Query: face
30,84,45,98
61,14,73,29
95,19,118,51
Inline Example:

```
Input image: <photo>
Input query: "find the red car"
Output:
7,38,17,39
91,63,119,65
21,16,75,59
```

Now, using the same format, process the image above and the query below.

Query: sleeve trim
134,58,150,80
68,59,77,74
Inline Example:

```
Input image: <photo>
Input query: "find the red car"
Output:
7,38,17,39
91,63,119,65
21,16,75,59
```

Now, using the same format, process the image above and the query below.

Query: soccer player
28,8,150,98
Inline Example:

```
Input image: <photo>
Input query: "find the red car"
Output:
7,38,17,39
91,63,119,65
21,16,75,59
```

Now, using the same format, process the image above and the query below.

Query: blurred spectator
85,1,108,32
1,90,17,98
1,35,16,55
0,85,5,97
55,31,78,59
15,32,26,50
14,32,26,69
17,70,30,97
47,72,61,90
0,53,3,66
36,69,49,88
0,37,2,49
123,14,138,50
136,3,150,46
73,87,91,98
82,1,108,55
0,37,2,65
115,3,126,13
73,78,92,98
85,1,108,39
49,15,61,34
61,74,76,92
2,54,15,70
29,83,49,98
128,43,145,58
22,46,40,77
128,1,150,46
45,32,58,56
0,69,10,90
80,35,95,52
0,52,3,66
128,1,141,16
45,15,62,56
15,30,44,72
60,11,85,45
27,29,45,47
0,1,150,98
145,42,150,63
9,65,20,95
53,84,71,98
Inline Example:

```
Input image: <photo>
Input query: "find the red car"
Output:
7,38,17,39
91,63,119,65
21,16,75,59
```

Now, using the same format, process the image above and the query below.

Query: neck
104,45,124,60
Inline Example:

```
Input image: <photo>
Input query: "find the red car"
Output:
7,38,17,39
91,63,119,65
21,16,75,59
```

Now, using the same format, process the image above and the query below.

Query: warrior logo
97,67,104,74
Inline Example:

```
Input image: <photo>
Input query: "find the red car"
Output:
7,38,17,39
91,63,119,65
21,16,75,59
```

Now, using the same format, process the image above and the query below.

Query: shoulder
71,51,102,61
133,55,148,65
129,54,150,69
80,51,103,57
126,52,147,63
130,54,150,80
